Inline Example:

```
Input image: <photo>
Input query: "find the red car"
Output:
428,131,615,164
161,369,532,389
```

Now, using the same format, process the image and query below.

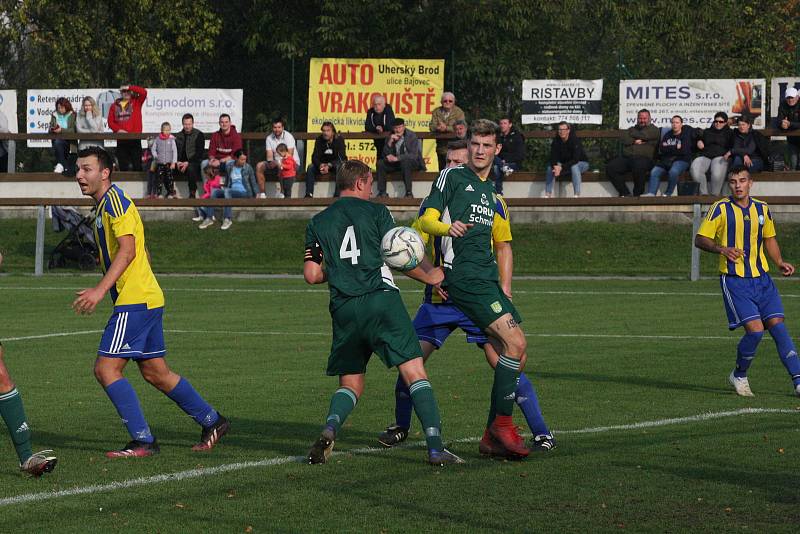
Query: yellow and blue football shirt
697,197,776,278
94,184,165,308
414,195,512,304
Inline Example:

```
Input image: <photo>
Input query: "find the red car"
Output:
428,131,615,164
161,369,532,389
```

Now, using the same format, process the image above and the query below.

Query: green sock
409,379,444,450
492,355,521,418
325,387,358,435
0,388,33,464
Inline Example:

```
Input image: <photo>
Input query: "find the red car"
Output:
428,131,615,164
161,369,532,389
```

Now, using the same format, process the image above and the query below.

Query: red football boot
488,416,529,459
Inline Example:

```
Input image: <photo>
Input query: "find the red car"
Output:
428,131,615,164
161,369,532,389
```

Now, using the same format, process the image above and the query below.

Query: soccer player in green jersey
303,160,463,466
417,119,530,458
0,252,57,476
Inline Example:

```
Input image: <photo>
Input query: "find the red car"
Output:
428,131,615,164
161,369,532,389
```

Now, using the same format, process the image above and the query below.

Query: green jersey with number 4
424,165,499,287
305,196,398,311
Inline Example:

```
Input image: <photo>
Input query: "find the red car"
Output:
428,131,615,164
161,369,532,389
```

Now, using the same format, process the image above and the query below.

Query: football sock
325,387,358,435
515,372,550,436
734,331,763,378
408,379,444,450
0,388,33,463
394,375,413,430
492,355,521,418
105,378,154,443
768,323,800,385
166,377,220,428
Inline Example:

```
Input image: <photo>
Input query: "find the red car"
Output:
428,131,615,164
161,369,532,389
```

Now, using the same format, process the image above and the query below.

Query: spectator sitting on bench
203,113,242,179
777,87,800,170
726,114,769,174
643,115,694,197
606,108,660,197
49,97,76,174
690,112,733,196
199,149,257,231
493,116,526,195
192,163,222,223
256,118,300,199
175,113,205,198
76,96,104,150
543,121,588,198
306,121,347,198
376,118,425,198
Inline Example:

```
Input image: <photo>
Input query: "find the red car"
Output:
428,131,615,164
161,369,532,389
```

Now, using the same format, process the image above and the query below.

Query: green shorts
445,279,522,331
327,290,421,376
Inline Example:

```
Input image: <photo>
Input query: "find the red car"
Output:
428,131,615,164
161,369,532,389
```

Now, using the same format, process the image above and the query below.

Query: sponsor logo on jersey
465,184,474,192
480,193,489,206
96,215,103,228
758,214,765,225
490,301,502,313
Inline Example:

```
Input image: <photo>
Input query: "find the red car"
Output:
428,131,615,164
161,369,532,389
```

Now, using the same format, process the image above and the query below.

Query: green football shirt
305,196,398,310
423,165,499,286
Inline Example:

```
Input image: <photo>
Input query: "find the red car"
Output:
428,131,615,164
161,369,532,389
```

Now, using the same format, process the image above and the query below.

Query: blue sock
394,375,413,430
734,331,763,378
768,323,800,386
515,373,550,436
166,377,219,428
105,378,154,443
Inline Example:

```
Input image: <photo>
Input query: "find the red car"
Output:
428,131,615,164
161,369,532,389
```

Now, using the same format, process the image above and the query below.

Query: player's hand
427,267,445,286
779,261,795,276
448,221,473,238
72,287,105,315
720,246,744,262
435,285,449,301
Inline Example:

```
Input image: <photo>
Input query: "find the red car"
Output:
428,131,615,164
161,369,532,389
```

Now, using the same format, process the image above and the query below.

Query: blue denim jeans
492,159,520,195
731,156,764,174
648,159,690,195
545,161,589,195
202,187,249,220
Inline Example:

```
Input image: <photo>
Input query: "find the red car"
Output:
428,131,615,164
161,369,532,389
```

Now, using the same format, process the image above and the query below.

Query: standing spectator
777,87,800,170
306,121,347,198
192,163,222,222
606,109,660,197
429,92,465,170
690,112,733,195
727,114,769,174
276,144,296,198
199,150,256,230
543,122,589,198
493,116,526,195
107,85,147,171
206,114,242,173
49,97,77,174
76,96,104,150
150,122,178,198
376,118,426,198
364,94,395,163
175,113,205,198
644,115,694,197
256,118,300,199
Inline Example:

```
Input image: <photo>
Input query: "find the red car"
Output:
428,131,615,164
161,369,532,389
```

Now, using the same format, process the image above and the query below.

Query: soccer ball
381,227,426,271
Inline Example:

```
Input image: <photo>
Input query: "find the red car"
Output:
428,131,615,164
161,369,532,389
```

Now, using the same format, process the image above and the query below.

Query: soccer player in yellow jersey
695,166,800,397
73,147,229,457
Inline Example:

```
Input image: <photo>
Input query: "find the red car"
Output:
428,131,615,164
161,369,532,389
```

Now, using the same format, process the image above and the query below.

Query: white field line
0,407,794,508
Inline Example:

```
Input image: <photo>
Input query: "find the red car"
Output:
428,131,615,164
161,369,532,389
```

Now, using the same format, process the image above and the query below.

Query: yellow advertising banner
307,58,445,171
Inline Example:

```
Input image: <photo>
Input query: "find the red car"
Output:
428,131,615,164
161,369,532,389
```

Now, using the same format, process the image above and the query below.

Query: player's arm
694,234,743,263
73,234,135,314
764,237,795,276
695,203,742,262
303,240,327,284
418,207,472,237
403,256,444,286
495,240,513,299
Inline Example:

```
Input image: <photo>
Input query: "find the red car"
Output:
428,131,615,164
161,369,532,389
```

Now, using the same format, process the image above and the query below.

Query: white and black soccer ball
381,227,426,271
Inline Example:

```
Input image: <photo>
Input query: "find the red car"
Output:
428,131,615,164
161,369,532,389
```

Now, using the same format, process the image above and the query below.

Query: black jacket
777,101,800,146
696,126,733,159
175,128,205,164
364,105,395,133
657,126,694,164
498,127,526,167
548,131,587,169
731,129,770,161
311,134,347,168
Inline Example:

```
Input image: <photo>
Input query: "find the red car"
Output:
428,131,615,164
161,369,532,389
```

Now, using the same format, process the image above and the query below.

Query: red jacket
279,155,296,178
107,85,147,133
208,126,243,160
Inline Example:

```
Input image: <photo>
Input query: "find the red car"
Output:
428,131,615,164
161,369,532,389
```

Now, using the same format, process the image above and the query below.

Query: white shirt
265,131,300,166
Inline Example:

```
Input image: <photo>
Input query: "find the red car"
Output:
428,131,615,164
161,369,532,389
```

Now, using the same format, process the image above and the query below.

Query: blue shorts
412,302,488,348
98,304,166,359
720,274,784,330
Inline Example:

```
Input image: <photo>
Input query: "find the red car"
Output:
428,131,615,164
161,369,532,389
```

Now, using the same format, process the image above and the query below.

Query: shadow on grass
538,370,730,394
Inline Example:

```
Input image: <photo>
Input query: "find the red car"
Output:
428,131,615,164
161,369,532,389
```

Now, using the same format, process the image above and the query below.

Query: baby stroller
48,206,99,271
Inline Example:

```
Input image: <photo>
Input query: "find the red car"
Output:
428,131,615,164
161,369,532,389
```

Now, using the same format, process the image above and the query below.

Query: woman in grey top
76,96,104,149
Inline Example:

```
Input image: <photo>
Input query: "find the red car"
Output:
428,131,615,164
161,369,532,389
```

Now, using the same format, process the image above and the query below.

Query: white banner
0,90,18,134
619,79,766,129
521,79,603,124
26,88,243,147
771,77,800,125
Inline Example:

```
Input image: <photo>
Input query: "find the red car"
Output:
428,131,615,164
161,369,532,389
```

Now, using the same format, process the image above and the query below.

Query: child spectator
192,163,222,222
151,122,178,198
276,143,296,198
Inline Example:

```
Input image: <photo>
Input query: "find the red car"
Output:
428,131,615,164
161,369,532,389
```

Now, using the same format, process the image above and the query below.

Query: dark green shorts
327,290,421,376
445,279,522,331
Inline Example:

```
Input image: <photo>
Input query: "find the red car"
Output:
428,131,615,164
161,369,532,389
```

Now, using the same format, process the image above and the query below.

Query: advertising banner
26,88,243,147
619,79,766,128
0,90,18,134
307,58,444,171
521,80,603,124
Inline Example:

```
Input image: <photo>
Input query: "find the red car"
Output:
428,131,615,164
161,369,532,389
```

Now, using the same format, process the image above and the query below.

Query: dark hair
637,108,651,116
336,160,371,191
182,113,194,122
446,139,468,151
557,121,571,129
498,116,513,123
233,149,245,158
671,115,683,123
727,165,751,180
469,119,499,142
77,146,113,174
55,97,74,114
321,121,337,134
275,143,288,153
393,118,405,126
713,111,728,122
219,113,231,121
272,117,285,127
738,114,754,125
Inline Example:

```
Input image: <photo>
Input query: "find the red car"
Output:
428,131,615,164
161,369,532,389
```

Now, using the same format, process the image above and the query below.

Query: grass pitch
1,275,799,532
